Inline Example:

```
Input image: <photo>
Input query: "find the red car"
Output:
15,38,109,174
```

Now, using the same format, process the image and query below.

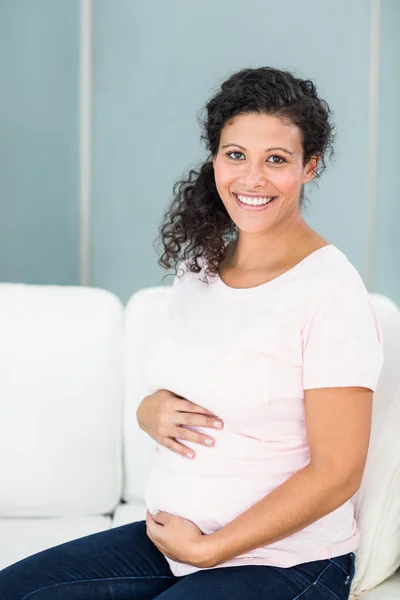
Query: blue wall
375,0,400,304
0,1,80,284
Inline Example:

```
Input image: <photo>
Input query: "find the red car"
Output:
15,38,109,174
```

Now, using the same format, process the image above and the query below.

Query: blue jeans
0,520,355,599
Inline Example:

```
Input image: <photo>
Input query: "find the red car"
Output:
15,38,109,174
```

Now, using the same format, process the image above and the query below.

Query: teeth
237,194,275,206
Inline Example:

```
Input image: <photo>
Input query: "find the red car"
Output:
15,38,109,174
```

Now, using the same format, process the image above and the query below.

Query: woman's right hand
136,389,224,459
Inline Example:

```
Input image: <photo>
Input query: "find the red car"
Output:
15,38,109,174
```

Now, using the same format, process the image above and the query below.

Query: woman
0,67,384,600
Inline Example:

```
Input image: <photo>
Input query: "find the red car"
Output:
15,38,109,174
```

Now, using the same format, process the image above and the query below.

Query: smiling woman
142,66,383,597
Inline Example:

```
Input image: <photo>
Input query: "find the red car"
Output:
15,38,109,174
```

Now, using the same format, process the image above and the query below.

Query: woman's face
212,112,318,233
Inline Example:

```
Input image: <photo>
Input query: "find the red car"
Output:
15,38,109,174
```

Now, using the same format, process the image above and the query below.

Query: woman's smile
233,192,278,211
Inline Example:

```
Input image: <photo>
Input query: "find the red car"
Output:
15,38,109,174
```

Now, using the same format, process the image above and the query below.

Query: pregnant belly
144,429,310,535
145,462,270,534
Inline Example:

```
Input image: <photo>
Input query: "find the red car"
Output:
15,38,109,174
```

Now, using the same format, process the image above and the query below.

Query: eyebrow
221,143,295,157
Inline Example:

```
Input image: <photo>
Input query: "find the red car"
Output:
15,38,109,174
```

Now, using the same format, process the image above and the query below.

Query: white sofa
0,282,399,599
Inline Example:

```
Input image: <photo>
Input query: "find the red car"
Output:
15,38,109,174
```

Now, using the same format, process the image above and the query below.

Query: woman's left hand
146,510,209,567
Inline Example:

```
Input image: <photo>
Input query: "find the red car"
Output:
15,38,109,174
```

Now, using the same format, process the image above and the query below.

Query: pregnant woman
0,67,384,600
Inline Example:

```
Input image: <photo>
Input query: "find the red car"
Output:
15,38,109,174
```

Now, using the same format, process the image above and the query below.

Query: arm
196,385,372,568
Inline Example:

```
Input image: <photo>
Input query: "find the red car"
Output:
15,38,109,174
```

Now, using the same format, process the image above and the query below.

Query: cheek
213,161,236,192
269,168,302,194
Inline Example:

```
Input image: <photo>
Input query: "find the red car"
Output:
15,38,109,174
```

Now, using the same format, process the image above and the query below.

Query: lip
233,192,277,211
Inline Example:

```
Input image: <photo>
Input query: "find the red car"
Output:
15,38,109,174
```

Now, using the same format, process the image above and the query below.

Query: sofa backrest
351,293,400,594
0,283,124,517
123,286,169,503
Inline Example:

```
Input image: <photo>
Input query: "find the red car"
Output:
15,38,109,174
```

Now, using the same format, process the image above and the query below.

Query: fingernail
187,452,194,459
205,438,213,446
214,421,222,428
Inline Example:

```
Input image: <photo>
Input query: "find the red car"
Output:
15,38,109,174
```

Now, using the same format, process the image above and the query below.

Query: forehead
220,113,302,151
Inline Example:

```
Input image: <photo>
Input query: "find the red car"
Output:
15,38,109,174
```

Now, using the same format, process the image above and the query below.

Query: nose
242,160,267,189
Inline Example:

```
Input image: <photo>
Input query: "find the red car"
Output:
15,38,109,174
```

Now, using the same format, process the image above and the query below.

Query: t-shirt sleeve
302,276,384,392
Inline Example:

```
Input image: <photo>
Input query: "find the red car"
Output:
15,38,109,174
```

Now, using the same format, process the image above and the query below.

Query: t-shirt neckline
215,244,336,293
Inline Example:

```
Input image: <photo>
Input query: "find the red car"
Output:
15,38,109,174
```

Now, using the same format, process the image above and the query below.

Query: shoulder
305,245,370,297
299,245,377,332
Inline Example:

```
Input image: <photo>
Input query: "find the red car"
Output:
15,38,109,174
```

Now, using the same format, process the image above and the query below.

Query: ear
302,155,320,183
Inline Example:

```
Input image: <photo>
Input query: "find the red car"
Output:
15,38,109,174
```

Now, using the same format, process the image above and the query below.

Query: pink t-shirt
144,244,384,576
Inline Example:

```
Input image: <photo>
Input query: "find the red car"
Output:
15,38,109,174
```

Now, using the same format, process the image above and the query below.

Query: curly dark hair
153,66,335,285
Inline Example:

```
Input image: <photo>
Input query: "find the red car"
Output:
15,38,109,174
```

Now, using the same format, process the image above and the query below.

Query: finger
163,437,196,460
178,412,224,430
152,511,168,525
148,511,159,523
174,426,215,447
146,512,162,540
146,510,160,528
146,510,155,528
175,398,218,416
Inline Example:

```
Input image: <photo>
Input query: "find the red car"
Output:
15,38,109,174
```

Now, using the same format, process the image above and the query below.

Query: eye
226,151,245,160
225,151,286,164
267,155,286,164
